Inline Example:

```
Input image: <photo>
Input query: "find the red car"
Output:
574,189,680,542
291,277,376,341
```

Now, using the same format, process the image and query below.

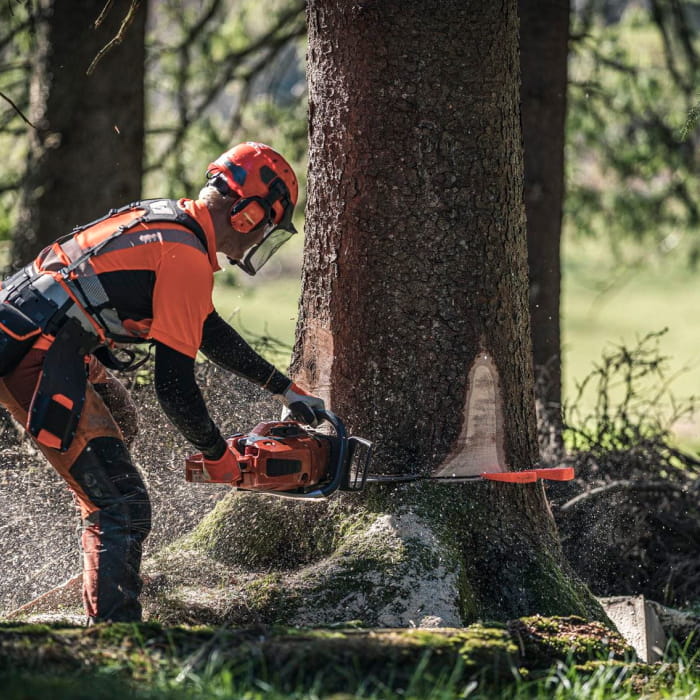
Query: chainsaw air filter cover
228,420,332,492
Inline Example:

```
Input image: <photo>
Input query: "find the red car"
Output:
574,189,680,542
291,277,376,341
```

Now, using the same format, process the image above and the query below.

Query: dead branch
0,90,34,128
86,0,141,76
93,0,115,28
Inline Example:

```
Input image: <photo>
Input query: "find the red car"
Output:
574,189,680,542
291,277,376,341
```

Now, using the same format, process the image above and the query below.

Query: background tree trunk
10,0,146,269
519,0,570,456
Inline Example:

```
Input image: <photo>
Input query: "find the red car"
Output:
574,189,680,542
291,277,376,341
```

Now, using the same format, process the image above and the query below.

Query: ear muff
229,198,271,234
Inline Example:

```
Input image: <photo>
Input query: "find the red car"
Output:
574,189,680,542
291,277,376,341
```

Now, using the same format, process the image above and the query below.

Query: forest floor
0,615,665,697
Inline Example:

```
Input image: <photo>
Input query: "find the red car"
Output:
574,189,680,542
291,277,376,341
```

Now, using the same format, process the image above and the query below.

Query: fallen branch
561,479,691,511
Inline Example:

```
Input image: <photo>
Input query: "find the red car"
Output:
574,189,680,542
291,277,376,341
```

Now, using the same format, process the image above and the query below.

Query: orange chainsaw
185,409,575,500
185,409,373,500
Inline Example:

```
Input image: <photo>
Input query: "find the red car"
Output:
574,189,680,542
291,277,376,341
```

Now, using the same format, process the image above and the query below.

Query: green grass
562,235,700,450
212,238,303,370
3,652,700,699
213,275,300,369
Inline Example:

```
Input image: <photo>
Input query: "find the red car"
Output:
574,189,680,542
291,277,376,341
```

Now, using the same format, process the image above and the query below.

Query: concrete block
599,595,667,663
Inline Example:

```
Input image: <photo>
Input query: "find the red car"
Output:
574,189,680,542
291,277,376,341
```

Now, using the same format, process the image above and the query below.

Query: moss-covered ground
0,615,661,698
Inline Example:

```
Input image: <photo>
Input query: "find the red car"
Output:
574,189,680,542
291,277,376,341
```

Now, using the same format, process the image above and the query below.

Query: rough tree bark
10,0,146,269
140,0,605,628
519,0,570,455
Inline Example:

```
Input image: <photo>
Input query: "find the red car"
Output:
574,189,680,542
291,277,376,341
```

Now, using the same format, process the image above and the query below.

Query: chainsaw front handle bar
270,408,348,500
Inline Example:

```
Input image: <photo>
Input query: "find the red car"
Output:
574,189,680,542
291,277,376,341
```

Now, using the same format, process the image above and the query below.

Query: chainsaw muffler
186,409,372,499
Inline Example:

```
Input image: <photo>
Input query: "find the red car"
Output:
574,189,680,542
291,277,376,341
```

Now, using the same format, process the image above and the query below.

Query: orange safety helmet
207,142,298,233
206,142,299,275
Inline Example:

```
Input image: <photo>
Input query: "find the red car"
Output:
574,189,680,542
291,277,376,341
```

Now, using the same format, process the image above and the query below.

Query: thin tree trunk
11,0,146,269
519,0,569,456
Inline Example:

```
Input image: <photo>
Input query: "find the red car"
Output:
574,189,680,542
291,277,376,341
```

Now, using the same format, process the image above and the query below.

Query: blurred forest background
1,0,700,452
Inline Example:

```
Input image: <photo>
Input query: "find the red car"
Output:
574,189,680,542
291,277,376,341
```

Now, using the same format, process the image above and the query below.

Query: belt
1,265,101,351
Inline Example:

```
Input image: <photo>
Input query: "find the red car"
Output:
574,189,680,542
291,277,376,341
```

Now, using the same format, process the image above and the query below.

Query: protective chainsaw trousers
0,338,151,622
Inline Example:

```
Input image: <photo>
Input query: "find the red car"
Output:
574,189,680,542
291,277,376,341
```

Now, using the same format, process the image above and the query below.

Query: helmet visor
234,226,295,276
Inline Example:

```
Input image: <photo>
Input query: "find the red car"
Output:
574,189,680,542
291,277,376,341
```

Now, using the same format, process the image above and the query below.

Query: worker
0,142,323,624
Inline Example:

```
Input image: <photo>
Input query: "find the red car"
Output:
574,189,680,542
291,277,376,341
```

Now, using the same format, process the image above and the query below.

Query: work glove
187,446,241,484
274,382,325,427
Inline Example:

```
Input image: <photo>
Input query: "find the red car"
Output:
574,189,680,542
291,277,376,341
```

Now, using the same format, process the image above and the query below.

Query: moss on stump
143,480,606,628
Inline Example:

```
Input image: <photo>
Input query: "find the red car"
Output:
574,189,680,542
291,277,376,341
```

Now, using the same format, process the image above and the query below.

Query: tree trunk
295,1,539,477
140,0,605,628
519,0,569,456
10,0,146,269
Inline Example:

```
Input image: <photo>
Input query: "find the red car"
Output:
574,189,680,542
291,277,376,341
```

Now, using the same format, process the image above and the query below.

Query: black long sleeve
153,340,227,459
199,310,290,394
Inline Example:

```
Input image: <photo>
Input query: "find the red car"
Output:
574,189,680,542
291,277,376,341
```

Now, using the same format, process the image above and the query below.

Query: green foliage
0,1,307,239
567,5,700,267
0,0,34,241
563,329,697,459
682,95,700,139
143,0,307,199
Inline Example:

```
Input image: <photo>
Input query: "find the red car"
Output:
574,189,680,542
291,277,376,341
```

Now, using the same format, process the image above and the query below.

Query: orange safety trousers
0,336,151,622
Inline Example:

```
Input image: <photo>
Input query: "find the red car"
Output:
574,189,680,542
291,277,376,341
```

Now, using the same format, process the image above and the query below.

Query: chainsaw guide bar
186,410,574,500
365,466,575,485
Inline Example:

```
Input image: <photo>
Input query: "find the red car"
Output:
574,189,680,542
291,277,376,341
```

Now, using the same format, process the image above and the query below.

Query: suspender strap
47,199,208,279
57,200,209,342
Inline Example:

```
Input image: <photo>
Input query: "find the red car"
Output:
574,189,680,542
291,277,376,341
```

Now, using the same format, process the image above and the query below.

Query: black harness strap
61,199,210,370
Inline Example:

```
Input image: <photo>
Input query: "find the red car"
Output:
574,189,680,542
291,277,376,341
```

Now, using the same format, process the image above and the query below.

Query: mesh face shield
228,225,295,276
210,170,297,276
